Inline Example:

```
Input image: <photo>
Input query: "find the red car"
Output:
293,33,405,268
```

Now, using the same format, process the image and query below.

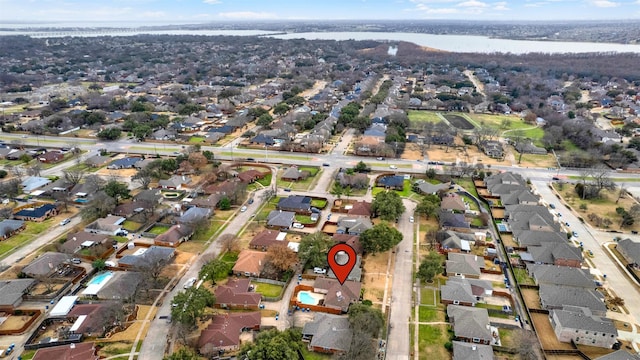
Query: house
0,279,35,311
302,313,352,354
376,175,405,190
14,203,58,222
441,193,466,212
134,158,156,170
237,169,265,184
198,312,261,353
21,176,52,192
32,343,99,360
266,210,295,229
415,181,450,195
67,303,117,336
232,250,268,277
335,216,373,236
135,189,163,204
441,277,493,306
447,305,493,345
539,284,607,316
513,230,567,247
152,129,176,140
616,238,640,268
113,200,153,218
281,166,305,181
154,224,194,247
96,272,143,300
514,141,548,155
61,231,111,254
550,306,617,348
526,242,583,267
312,278,361,313
22,252,70,277
118,245,175,269
190,194,222,209
38,151,64,164
0,219,25,239
251,133,275,145
527,264,595,288
485,172,527,195
439,211,470,229
478,140,503,159
107,157,142,169
277,196,311,213
214,278,262,310
594,350,640,360
158,175,192,190
346,200,372,217
332,234,364,255
446,253,484,278
438,230,474,252
249,230,288,251
500,189,539,206
328,255,362,282
179,206,211,224
452,341,494,360
85,215,126,235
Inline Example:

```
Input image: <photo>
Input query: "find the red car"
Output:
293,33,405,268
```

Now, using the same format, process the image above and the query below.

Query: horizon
2,0,640,24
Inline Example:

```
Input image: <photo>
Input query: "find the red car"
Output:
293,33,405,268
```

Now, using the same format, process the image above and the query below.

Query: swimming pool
82,271,114,296
497,223,508,232
297,291,324,305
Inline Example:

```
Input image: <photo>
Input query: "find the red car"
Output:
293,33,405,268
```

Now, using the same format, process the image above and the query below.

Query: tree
256,113,273,127
266,243,298,272
218,196,231,210
188,152,208,173
371,191,405,221
170,287,215,328
347,303,384,336
298,232,334,268
164,347,199,360
19,153,31,164
239,329,302,360
104,180,130,204
80,191,116,221
219,234,239,254
359,222,403,254
133,167,155,189
417,252,443,283
97,128,122,140
202,150,214,161
92,259,106,271
425,168,437,179
63,168,86,187
415,195,440,220
354,161,369,173
516,330,543,360
199,258,229,285
331,182,344,199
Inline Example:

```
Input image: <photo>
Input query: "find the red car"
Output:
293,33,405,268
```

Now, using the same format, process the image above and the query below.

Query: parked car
377,157,385,160
283,188,292,192
71,258,81,264
409,216,414,223
292,223,304,229
313,267,327,274
240,206,247,212
389,165,397,169
322,163,330,166
549,203,556,209
59,218,71,226
184,277,197,289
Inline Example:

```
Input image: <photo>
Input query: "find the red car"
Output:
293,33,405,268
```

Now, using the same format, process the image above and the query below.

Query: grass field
418,306,444,322
250,281,283,298
418,324,450,360
257,173,272,187
300,348,332,360
147,224,170,235
408,110,442,123
188,136,206,143
0,218,56,258
513,268,535,285
122,220,143,232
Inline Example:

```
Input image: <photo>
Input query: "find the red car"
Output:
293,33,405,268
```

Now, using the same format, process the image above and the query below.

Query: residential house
446,253,484,278
118,245,175,269
376,175,405,190
312,278,361,313
198,312,262,353
0,219,25,239
415,181,450,195
527,264,595,288
478,140,503,159
439,211,470,229
67,303,117,336
249,230,288,251
437,230,475,252
539,284,607,316
107,157,142,169
158,175,192,190
214,278,262,310
277,196,312,213
96,272,143,300
32,343,99,360
447,305,493,345
266,210,295,229
21,176,52,192
84,155,111,168
190,194,222,209
135,189,162,204
154,224,194,247
281,166,306,181
500,189,539,206
22,252,70,277
513,230,567,247
302,313,352,354
14,203,58,222
152,129,176,140
335,216,373,236
61,231,111,254
594,350,640,360
332,233,364,255
232,250,268,277
346,200,372,217
441,193,466,212
441,277,493,306
0,279,35,311
616,239,640,268
179,206,211,225
38,151,64,164
514,141,547,155
85,215,126,235
328,254,362,282
485,173,527,196
452,341,494,360
238,169,265,184
250,133,275,146
550,306,617,348
113,200,153,218
526,242,583,268
134,158,156,171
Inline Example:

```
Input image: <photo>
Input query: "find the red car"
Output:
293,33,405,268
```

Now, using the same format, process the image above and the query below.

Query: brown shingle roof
214,279,261,307
232,250,267,276
32,342,99,360
198,312,261,349
249,230,287,250
347,201,372,217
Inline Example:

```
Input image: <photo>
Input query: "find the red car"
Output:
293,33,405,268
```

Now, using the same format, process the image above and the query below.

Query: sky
2,0,640,23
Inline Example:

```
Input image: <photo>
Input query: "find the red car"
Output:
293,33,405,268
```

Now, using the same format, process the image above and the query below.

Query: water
88,271,113,285
297,291,320,305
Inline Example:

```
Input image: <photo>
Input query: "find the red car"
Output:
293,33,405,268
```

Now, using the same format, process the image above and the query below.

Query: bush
444,342,453,351
0,170,7,178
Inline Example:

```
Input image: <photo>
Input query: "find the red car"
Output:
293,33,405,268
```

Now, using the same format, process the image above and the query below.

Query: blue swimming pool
497,223,508,232
74,198,88,203
89,271,113,285
297,291,323,305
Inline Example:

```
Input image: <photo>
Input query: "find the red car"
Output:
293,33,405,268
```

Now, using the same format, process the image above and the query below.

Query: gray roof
97,271,143,300
447,305,491,341
282,167,303,180
416,181,450,195
539,284,606,313
446,253,484,276
118,246,175,268
528,242,583,265
277,195,311,211
617,239,640,264
551,307,616,335
302,313,352,352
441,277,477,304
440,211,470,228
22,252,70,276
0,279,35,306
527,264,594,288
595,350,640,360
514,230,567,247
336,216,373,235
452,341,494,360
485,172,526,188
266,210,295,228
0,219,24,237
179,206,211,224
500,189,539,206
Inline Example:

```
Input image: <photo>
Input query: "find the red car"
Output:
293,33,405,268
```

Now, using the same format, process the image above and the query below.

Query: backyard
277,166,321,191
250,281,284,298
417,324,450,360
147,224,171,235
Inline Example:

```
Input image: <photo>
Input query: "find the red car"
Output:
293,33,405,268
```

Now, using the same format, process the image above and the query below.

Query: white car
313,267,327,274
184,277,197,289
389,165,397,169
292,223,304,229
409,216,414,223
240,206,247,212
59,218,71,226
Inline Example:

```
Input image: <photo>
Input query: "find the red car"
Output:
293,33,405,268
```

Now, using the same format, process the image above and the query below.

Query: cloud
589,0,619,7
458,0,488,7
218,11,277,19
203,0,221,4
493,1,509,10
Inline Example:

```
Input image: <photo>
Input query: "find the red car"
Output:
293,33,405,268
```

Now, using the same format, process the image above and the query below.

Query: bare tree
617,184,627,204
63,168,86,187
219,234,239,254
26,163,42,177
516,330,543,360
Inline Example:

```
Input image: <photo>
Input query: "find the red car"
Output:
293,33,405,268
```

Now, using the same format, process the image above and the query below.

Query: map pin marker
327,243,357,285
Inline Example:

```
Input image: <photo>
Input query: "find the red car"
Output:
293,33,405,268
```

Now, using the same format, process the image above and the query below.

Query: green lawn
454,179,478,197
122,220,143,232
295,214,315,224
418,324,450,360
408,110,442,123
65,162,102,173
298,166,319,176
310,199,327,208
300,348,332,360
257,173,272,187
18,349,36,360
147,225,170,235
188,136,206,143
418,306,442,322
513,267,535,285
220,251,239,263
420,288,439,305
250,281,283,298
192,221,225,242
